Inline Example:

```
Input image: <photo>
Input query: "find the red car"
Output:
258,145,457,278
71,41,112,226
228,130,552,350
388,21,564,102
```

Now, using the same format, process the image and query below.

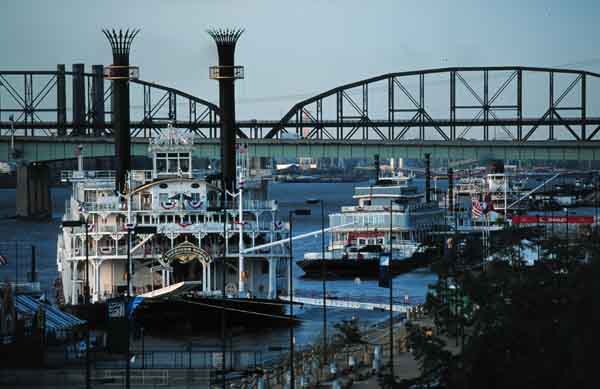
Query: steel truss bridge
1,66,600,161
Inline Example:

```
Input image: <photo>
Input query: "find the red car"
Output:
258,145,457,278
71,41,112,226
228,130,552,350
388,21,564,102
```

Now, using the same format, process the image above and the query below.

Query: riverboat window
168,153,178,173
167,215,173,223
159,193,168,205
377,238,384,245
156,153,167,173
144,216,151,224
159,215,165,224
180,153,190,172
358,239,366,245
141,194,151,210
84,190,97,203
191,192,200,202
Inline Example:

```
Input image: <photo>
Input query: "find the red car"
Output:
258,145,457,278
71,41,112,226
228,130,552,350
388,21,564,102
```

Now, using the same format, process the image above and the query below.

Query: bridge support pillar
56,64,67,136
16,163,52,220
72,63,86,136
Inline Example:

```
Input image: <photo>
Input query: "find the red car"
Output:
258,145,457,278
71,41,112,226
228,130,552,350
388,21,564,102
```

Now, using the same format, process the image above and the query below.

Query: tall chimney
208,28,244,193
102,28,140,192
425,153,431,203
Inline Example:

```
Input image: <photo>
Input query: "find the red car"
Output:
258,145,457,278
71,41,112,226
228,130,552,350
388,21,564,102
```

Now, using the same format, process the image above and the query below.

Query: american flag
472,197,483,219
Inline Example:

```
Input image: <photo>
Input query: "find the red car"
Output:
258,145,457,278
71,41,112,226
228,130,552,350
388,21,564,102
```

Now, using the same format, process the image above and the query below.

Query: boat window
168,156,178,173
175,215,180,223
159,193,168,204
167,215,173,223
377,238,384,245
84,190,97,203
180,158,190,172
157,158,167,173
358,239,366,245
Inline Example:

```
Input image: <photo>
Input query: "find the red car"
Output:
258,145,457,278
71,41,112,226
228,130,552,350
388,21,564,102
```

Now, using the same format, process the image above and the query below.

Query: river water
0,181,436,349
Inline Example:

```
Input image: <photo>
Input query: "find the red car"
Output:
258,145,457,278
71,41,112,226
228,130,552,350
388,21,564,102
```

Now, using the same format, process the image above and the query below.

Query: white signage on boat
108,300,125,318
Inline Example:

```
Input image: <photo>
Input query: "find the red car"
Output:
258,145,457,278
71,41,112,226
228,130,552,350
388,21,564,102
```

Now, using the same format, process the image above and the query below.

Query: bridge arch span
0,66,247,139
266,66,600,143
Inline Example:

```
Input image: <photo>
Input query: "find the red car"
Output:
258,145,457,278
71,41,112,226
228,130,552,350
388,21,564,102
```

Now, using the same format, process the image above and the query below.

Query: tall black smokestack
208,28,244,193
103,28,140,192
425,153,431,203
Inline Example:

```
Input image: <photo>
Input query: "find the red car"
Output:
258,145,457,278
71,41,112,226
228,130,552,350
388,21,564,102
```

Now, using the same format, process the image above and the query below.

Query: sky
2,0,600,122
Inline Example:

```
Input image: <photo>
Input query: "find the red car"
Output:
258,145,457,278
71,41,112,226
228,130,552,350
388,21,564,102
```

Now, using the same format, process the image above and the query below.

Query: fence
92,348,270,371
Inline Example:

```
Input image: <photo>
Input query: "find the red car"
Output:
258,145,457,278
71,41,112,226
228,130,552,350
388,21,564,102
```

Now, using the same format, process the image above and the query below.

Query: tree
333,317,366,345
408,232,598,389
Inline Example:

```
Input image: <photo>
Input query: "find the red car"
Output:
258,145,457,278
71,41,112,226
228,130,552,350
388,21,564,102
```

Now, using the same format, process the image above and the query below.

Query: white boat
56,124,289,307
299,174,447,278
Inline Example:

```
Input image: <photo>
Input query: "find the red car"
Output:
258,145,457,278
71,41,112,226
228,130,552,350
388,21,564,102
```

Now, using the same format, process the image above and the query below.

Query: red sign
512,215,594,225
348,231,384,241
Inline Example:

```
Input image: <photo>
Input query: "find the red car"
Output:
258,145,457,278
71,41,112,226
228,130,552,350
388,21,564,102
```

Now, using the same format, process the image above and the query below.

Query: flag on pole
0,254,7,266
472,197,483,219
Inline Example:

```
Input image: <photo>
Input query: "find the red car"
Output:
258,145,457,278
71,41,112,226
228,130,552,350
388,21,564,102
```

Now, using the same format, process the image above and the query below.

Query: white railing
61,170,116,182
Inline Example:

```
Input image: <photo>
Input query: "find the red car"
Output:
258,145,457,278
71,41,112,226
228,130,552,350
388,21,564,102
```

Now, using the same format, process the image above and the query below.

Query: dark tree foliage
408,231,599,389
333,317,366,345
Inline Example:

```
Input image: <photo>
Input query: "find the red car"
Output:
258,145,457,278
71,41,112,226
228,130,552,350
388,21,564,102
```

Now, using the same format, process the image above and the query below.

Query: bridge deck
1,135,599,161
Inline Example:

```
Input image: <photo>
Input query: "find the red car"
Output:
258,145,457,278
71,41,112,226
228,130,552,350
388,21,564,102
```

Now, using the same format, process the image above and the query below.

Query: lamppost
288,208,311,389
530,195,540,261
124,224,157,389
563,207,569,264
387,198,402,382
206,172,244,389
595,172,599,237
8,114,17,159
62,216,90,389
306,198,327,367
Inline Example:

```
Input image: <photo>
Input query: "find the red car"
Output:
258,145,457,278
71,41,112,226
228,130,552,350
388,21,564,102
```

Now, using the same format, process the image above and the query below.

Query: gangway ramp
279,295,412,313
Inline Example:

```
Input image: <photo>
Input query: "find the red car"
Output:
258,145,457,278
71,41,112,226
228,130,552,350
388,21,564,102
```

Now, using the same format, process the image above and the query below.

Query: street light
306,198,327,367
62,217,91,389
8,114,16,159
529,195,540,261
387,198,402,383
125,224,157,389
206,172,233,389
563,207,569,264
288,208,311,389
594,171,600,236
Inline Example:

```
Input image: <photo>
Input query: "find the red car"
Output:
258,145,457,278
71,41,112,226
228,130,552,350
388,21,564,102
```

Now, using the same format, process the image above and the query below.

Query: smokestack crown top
102,28,140,62
207,28,244,48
